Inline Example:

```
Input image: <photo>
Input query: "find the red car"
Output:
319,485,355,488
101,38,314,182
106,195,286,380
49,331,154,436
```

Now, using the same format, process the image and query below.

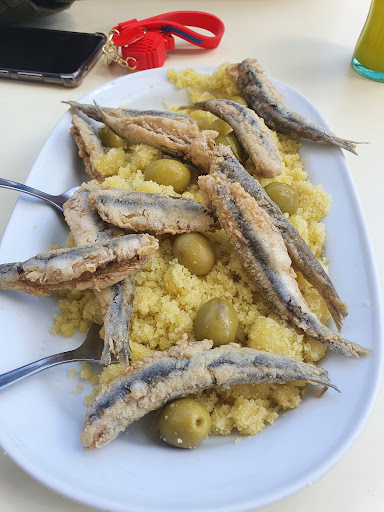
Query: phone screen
0,27,106,85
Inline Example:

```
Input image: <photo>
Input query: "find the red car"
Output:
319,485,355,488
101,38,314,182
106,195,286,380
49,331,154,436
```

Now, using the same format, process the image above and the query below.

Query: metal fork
0,177,78,212
0,182,115,390
0,324,117,390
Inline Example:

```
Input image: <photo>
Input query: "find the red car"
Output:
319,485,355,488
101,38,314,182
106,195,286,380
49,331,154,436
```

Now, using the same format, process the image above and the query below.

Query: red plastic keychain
103,11,225,71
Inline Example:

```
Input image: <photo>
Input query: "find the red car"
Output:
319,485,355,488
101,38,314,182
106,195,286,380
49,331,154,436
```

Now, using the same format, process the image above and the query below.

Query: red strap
113,11,224,50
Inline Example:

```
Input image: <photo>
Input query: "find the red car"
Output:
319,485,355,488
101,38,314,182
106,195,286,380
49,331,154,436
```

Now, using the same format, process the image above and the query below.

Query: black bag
0,0,75,25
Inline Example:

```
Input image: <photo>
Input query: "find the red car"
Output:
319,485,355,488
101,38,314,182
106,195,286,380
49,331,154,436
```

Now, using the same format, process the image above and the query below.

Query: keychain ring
124,56,138,70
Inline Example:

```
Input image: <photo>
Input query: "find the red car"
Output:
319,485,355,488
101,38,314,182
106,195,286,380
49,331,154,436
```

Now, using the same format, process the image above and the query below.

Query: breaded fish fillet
63,182,122,244
0,234,158,296
87,188,220,235
226,59,363,154
65,101,217,172
64,184,138,365
65,101,195,124
210,147,348,331
81,337,338,449
182,98,282,178
70,115,106,182
198,174,370,358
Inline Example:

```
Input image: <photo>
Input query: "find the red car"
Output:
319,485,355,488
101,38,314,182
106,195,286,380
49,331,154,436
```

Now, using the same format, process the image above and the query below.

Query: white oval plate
0,67,382,512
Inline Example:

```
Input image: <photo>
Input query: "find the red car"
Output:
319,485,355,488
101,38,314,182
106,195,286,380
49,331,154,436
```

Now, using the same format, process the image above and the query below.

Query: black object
0,27,106,87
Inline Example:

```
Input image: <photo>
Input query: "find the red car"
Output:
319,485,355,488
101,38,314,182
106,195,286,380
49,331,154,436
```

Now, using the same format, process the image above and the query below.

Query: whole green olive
144,159,191,193
194,298,238,347
215,133,245,163
229,95,248,107
173,233,215,276
264,182,299,215
159,398,211,449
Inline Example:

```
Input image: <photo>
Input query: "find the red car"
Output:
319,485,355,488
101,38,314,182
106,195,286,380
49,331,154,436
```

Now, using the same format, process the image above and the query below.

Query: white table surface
0,0,383,511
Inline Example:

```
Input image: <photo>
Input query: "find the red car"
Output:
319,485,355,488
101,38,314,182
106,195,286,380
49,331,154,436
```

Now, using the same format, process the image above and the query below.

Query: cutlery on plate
0,324,116,390
0,178,78,212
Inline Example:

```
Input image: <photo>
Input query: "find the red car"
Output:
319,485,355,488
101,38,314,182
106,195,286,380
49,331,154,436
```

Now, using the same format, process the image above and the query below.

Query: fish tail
62,100,78,109
329,335,371,358
347,339,372,356
326,135,369,155
63,100,103,123
334,137,358,155
177,103,205,112
100,339,112,366
92,102,115,131
323,294,348,332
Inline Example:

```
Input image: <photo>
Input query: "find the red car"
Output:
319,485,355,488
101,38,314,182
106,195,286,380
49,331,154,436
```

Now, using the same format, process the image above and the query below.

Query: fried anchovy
97,278,135,365
81,337,338,449
70,115,105,183
63,182,123,245
64,101,195,123
210,147,348,330
198,174,370,357
64,184,136,365
65,101,217,172
0,234,157,297
182,99,282,178
87,188,220,235
226,59,363,154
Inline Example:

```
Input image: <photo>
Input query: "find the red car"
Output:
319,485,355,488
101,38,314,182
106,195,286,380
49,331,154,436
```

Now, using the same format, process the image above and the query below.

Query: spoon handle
0,178,62,211
0,351,72,390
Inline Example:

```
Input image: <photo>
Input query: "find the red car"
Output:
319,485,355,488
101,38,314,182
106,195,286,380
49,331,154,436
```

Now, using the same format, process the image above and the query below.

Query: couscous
53,64,332,438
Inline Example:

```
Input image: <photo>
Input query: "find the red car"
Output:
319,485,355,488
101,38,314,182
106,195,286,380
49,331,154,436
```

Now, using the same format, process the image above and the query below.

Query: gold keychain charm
102,29,138,70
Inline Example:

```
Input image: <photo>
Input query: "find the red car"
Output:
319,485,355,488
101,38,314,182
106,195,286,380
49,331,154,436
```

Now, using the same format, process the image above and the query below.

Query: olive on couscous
159,398,211,448
172,233,216,276
144,159,191,193
264,181,299,215
194,298,238,346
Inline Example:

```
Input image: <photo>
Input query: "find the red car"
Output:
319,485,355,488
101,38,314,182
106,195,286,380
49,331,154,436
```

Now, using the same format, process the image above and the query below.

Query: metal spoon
0,324,117,390
0,177,78,212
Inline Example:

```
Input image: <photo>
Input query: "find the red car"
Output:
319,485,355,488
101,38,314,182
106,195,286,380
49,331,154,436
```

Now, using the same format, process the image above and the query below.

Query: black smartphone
0,27,106,87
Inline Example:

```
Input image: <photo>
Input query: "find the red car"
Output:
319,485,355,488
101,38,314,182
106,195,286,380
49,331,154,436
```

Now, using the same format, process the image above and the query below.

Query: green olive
215,134,245,163
185,164,198,174
144,159,191,193
211,118,232,136
159,398,211,449
173,233,215,276
229,95,248,107
194,298,238,347
264,182,299,215
98,125,126,148
196,117,211,131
